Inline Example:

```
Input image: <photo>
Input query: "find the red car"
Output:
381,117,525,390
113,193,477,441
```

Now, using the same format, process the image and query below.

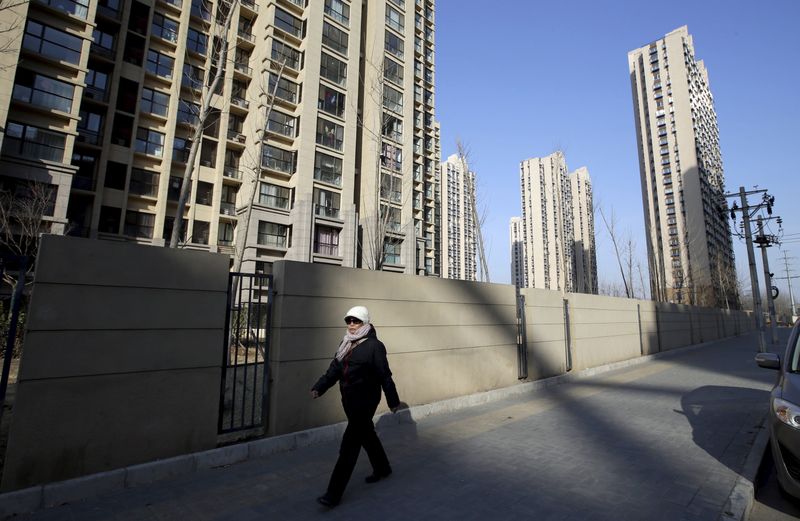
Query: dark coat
312,326,400,417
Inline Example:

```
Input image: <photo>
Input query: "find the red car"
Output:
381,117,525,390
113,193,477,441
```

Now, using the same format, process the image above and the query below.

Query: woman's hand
311,390,319,399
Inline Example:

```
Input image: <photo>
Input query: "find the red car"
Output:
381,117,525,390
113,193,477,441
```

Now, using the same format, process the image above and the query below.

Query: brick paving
16,330,788,521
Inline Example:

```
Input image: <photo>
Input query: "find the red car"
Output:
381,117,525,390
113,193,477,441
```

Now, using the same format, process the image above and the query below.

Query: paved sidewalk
15,331,786,521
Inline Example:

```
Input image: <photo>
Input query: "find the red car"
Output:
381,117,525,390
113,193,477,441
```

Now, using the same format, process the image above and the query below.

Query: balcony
231,96,249,109
223,166,243,180
159,0,182,9
315,204,340,220
240,0,258,12
83,86,108,102
227,130,246,143
220,201,236,216
234,62,252,77
76,129,102,146
237,31,255,45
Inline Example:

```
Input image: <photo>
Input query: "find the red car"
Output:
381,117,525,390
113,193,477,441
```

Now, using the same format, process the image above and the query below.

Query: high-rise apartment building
440,153,476,281
515,151,597,293
509,216,524,288
0,0,440,276
628,26,736,306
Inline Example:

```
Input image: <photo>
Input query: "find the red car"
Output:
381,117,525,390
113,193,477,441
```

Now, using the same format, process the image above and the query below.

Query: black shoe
317,495,339,508
365,469,392,483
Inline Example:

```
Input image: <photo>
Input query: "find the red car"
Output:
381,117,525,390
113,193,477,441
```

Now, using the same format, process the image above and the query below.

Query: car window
791,327,800,372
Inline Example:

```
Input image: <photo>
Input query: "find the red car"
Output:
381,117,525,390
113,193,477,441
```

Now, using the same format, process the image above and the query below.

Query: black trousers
326,409,391,500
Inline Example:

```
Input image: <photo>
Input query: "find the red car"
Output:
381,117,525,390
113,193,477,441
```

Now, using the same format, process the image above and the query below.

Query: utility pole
774,251,798,321
755,216,778,344
724,187,768,352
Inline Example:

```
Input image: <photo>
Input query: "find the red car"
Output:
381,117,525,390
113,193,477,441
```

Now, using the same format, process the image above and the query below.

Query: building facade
0,0,440,276
440,153,476,281
516,151,597,293
509,216,524,288
628,26,736,306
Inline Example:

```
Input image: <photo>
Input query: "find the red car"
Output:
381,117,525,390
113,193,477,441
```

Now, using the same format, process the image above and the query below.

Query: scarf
335,323,372,361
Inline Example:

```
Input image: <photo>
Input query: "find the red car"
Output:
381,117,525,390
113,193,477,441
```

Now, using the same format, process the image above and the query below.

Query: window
324,0,349,26
187,28,208,55
383,238,401,264
167,176,184,200
381,205,401,232
195,181,213,205
193,220,210,245
318,84,345,118
152,13,179,43
178,99,200,125
380,173,402,203
146,50,174,79
183,63,204,90
140,88,169,117
385,32,403,59
383,85,403,113
272,40,302,70
110,113,133,146
40,0,89,18
258,221,288,248
316,118,343,151
129,168,159,196
322,21,348,56
173,137,189,162
190,0,210,20
320,52,346,85
116,77,138,113
314,225,339,256
12,70,74,112
123,32,145,65
384,57,403,85
275,8,303,38
85,68,109,99
77,110,104,144
261,144,295,174
124,210,155,238
92,27,115,55
259,182,290,209
98,206,121,234
313,187,341,219
134,127,165,156
386,5,404,32
219,222,235,246
382,113,402,141
314,151,342,186
2,122,66,162
23,21,82,64
200,138,216,167
267,110,296,137
381,142,402,172
269,74,300,103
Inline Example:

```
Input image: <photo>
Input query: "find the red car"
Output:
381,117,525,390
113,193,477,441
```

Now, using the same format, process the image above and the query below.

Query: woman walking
311,305,400,507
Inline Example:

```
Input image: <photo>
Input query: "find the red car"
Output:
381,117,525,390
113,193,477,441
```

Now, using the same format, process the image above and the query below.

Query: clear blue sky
435,0,800,300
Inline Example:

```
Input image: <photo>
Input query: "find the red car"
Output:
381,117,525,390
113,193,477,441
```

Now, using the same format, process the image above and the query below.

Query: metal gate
218,272,273,435
0,255,29,424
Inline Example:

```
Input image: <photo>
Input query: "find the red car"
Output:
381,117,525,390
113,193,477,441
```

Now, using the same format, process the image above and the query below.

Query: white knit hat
344,306,370,324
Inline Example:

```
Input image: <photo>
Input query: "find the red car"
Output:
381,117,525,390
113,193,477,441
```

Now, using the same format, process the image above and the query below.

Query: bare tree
0,182,56,288
169,0,239,248
0,0,27,67
456,140,489,282
598,205,631,298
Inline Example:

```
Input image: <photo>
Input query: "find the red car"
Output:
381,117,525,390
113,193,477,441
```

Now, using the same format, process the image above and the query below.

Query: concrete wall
266,261,518,435
1,236,229,492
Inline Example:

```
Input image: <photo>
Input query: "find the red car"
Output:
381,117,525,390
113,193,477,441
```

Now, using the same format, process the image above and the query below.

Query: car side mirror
755,352,781,370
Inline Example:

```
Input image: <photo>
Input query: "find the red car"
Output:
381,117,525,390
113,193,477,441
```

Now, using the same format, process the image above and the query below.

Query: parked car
756,321,800,500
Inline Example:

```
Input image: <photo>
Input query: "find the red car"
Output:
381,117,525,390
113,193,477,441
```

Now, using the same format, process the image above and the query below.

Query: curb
718,415,771,521
0,333,753,519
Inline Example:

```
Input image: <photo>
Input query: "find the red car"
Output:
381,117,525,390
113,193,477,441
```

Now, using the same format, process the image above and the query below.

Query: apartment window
3,122,66,162
269,73,300,103
257,221,288,248
85,68,109,99
40,0,89,18
388,0,404,8
384,57,403,85
23,21,82,64
314,151,342,186
134,127,165,156
380,173,402,203
129,168,159,196
385,5,404,32
385,32,403,59
178,99,200,125
383,85,403,113
261,144,295,175
219,222,235,245
12,70,74,112
381,204,401,232
259,182,290,209
382,113,402,141
92,27,115,55
324,0,349,26
313,187,341,219
190,0,209,20
318,84,345,118
272,40,302,70
152,13,179,43
383,238,401,264
267,110,296,137
98,206,121,234
316,117,343,151
322,21,348,56
200,138,216,167
320,52,346,85
381,142,402,172
140,87,169,117
146,50,174,79
183,63,204,90
193,220,209,245
314,225,339,256
194,181,213,205
275,8,303,38
77,110,104,144
172,137,189,162
187,28,208,55
124,210,155,238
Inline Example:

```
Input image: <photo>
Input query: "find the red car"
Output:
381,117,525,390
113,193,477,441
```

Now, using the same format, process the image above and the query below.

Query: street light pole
739,187,766,352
